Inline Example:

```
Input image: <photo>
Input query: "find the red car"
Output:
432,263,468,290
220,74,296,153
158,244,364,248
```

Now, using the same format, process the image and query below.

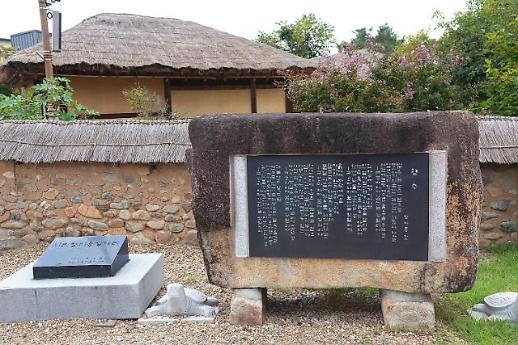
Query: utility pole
38,0,53,77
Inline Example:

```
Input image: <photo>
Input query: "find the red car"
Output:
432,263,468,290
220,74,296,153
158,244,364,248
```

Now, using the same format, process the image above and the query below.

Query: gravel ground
0,243,438,345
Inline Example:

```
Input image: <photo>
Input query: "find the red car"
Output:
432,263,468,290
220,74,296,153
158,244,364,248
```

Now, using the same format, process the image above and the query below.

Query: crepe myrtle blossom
404,82,415,100
411,44,433,64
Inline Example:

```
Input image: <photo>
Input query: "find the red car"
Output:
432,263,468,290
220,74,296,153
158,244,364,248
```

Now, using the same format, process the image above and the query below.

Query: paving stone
71,196,82,204
119,210,131,220
64,207,77,218
125,222,145,233
103,172,117,182
182,203,192,213
78,205,102,219
103,210,117,218
2,171,14,179
147,220,165,230
170,223,184,233
146,204,161,212
163,205,180,214
42,218,67,230
110,201,130,210
64,226,81,237
42,189,60,200
132,210,151,221
164,215,181,222
130,233,152,245
102,193,113,201
0,238,25,250
155,230,172,243
1,220,27,229
108,219,124,228
499,221,517,233
22,233,38,244
490,200,510,212
52,199,68,209
484,232,503,240
479,223,494,231
87,220,109,231
481,211,500,221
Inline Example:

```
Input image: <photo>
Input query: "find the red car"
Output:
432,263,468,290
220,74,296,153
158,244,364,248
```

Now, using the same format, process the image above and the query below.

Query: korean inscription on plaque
246,154,430,261
32,235,130,279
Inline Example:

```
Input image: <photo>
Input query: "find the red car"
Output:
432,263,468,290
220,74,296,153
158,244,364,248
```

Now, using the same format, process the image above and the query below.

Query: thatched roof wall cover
0,120,190,164
1,13,314,79
0,116,515,165
478,116,518,164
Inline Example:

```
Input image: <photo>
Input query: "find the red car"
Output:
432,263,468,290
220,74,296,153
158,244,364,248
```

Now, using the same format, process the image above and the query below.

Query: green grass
435,243,518,345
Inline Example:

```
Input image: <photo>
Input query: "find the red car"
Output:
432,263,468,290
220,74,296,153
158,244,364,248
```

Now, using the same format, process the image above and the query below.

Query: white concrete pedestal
0,253,163,322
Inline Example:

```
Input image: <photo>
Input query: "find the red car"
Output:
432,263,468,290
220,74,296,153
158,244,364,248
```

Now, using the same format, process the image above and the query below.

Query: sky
1,0,468,43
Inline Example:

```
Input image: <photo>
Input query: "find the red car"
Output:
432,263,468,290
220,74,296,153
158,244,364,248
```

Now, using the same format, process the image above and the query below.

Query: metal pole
38,0,53,77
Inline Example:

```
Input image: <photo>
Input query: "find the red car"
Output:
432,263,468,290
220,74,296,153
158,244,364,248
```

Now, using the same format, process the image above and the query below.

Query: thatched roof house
0,116,514,165
1,13,315,117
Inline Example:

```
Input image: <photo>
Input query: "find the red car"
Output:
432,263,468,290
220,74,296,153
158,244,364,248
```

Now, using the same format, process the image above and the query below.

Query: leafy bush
0,77,98,121
122,84,168,119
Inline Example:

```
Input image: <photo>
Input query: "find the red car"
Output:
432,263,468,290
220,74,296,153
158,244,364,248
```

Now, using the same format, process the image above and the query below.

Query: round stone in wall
170,223,184,233
499,221,517,233
490,200,510,212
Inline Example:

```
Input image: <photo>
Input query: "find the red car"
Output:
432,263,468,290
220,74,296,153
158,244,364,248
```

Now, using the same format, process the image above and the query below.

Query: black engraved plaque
32,235,129,279
247,154,429,261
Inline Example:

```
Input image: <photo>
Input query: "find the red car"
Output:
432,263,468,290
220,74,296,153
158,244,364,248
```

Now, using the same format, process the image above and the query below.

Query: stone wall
0,161,196,250
480,164,518,247
0,160,516,251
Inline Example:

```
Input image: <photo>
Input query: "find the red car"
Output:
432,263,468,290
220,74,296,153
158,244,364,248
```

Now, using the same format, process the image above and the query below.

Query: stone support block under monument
188,112,482,330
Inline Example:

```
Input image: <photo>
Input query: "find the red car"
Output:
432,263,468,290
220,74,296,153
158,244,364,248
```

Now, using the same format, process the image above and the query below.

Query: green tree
477,16,518,115
256,14,335,58
350,27,373,48
439,0,518,111
375,24,402,53
341,24,402,53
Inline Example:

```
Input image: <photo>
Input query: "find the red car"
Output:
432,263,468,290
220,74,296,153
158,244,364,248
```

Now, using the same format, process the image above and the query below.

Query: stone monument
188,111,482,331
0,236,163,322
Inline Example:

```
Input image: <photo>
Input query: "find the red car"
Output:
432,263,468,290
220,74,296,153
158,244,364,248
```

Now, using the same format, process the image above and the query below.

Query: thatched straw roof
1,13,314,83
0,115,514,165
478,116,518,164
0,119,190,164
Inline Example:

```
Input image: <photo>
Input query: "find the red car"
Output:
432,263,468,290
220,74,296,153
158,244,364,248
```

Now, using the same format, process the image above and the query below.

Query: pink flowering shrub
286,45,403,112
286,35,462,113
